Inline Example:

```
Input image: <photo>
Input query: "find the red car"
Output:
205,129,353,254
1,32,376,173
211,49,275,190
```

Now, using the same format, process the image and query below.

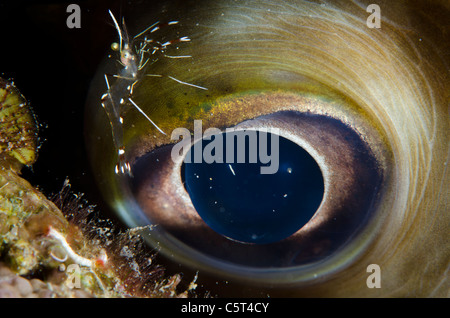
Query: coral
0,78,38,172
0,77,196,298
0,141,193,298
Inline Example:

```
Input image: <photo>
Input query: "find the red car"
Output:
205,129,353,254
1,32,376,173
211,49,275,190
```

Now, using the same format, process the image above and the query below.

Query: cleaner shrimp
101,10,207,176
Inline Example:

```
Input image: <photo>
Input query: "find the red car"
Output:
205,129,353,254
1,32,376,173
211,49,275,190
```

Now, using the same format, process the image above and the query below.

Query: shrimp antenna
133,21,161,39
128,97,166,135
121,17,131,45
109,10,123,51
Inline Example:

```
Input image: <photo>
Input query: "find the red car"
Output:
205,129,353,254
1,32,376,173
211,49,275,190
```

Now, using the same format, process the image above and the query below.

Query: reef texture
0,78,193,298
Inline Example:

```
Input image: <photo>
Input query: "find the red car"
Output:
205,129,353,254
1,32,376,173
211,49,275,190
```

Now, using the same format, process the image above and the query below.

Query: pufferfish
85,0,449,297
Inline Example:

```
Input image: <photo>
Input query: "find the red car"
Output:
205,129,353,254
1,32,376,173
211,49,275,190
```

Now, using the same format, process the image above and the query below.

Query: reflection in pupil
182,131,324,244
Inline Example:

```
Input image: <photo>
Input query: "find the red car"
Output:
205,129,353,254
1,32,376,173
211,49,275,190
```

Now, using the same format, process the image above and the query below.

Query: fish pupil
182,131,324,244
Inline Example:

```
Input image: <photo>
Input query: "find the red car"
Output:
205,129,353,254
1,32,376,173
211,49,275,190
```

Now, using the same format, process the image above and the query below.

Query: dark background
0,0,128,219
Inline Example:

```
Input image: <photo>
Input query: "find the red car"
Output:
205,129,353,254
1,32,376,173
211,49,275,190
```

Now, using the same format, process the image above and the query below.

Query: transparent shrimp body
101,11,198,176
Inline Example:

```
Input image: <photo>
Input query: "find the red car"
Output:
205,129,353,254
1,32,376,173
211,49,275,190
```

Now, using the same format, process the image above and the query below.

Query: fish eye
85,0,449,296
128,103,388,273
